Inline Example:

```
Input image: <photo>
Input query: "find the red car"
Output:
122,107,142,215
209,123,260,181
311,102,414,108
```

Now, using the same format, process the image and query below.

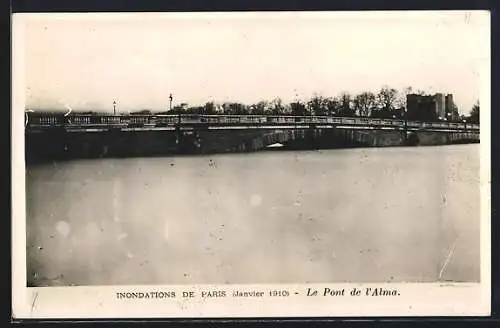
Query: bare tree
227,102,248,115
374,86,399,118
221,102,232,114
338,92,355,117
324,97,341,116
204,102,216,114
396,86,414,109
282,103,292,115
270,97,286,115
249,101,268,115
307,94,328,116
290,100,308,116
353,91,376,117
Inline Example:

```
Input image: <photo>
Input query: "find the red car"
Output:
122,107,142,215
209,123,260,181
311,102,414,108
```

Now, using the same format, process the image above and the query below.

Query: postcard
12,10,491,319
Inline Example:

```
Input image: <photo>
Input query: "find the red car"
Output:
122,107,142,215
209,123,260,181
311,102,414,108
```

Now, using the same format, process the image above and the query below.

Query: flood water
25,144,481,286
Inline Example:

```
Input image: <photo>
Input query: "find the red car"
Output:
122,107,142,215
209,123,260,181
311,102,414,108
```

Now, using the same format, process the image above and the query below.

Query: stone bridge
24,113,480,162
179,128,479,154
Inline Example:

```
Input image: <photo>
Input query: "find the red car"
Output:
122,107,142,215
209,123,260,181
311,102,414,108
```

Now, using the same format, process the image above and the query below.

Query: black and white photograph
12,10,490,318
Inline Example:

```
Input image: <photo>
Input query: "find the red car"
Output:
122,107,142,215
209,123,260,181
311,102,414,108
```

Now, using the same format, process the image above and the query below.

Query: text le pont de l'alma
307,287,400,297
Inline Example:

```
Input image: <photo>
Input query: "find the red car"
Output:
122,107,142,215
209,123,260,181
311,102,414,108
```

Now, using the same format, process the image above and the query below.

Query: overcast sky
16,11,489,114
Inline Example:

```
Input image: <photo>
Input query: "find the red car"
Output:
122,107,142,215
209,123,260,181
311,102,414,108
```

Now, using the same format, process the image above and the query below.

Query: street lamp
403,108,408,131
169,93,180,124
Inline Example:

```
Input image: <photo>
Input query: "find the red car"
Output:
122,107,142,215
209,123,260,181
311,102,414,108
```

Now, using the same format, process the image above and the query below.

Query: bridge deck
25,114,479,134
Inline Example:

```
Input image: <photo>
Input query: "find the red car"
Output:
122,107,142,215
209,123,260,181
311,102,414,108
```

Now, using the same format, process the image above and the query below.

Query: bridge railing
25,112,480,131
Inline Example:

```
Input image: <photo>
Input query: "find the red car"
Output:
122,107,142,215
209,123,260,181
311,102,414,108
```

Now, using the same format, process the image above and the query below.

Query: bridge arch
222,128,387,153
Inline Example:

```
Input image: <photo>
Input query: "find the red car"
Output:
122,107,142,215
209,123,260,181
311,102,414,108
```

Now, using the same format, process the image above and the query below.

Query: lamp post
171,93,181,149
403,108,408,131
170,93,179,125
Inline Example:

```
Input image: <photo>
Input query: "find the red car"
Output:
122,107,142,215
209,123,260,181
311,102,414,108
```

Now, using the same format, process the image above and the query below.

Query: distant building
406,94,438,121
445,94,460,121
435,93,445,119
406,92,459,122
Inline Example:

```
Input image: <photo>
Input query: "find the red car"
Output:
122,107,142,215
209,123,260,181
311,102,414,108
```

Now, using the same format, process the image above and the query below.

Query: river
25,144,480,286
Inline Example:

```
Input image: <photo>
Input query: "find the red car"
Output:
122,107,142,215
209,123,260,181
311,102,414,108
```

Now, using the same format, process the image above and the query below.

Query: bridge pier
406,132,420,146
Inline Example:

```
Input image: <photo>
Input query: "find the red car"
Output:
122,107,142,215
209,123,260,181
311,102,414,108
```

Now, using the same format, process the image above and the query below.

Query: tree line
158,86,408,119
129,85,480,124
